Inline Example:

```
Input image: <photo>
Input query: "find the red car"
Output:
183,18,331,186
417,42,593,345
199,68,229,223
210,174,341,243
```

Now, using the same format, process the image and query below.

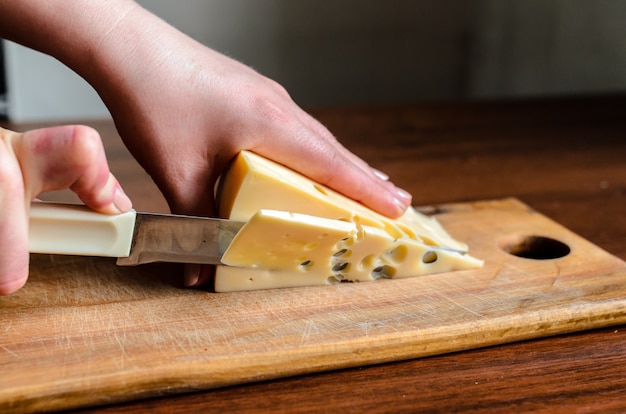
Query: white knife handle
28,202,137,258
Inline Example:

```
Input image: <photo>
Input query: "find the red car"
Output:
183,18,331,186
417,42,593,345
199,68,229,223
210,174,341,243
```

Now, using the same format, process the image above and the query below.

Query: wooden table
4,95,626,412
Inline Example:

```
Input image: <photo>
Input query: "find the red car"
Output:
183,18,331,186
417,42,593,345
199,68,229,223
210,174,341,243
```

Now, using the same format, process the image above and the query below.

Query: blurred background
1,0,624,122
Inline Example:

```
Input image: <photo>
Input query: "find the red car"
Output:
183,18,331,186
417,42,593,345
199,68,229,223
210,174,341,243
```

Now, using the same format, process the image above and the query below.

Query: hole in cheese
382,222,404,240
333,248,351,258
372,265,396,279
359,254,376,271
420,236,438,247
384,245,408,264
422,251,438,264
340,237,354,246
332,262,350,273
327,275,341,284
396,223,418,240
300,260,314,271
314,184,329,196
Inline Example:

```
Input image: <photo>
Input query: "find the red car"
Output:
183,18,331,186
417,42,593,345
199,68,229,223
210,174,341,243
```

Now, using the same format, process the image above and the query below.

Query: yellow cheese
214,151,482,292
218,209,483,291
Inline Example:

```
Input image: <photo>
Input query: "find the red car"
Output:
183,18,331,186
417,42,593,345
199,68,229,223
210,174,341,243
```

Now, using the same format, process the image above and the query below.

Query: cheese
214,151,482,292
218,209,483,291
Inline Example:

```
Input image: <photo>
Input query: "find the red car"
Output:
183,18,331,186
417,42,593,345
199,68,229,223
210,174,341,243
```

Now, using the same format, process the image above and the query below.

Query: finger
301,112,413,208
0,129,29,295
15,125,132,213
187,116,412,288
184,263,213,288
252,117,412,218
238,92,411,218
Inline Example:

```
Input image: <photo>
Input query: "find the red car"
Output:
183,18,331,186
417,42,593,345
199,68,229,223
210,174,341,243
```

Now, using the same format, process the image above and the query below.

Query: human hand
106,47,412,216
80,4,412,286
86,6,411,218
0,125,132,295
0,0,413,288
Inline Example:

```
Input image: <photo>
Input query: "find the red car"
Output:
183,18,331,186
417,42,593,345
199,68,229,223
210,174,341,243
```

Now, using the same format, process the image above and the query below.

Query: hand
0,125,132,295
82,4,413,287
106,45,413,217
0,1,413,289
78,4,412,218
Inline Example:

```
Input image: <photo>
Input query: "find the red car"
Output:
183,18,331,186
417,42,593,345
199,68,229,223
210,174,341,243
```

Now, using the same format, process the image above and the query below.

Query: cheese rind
215,151,482,292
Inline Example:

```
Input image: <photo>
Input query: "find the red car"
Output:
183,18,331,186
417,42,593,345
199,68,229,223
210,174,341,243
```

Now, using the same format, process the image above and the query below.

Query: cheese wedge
214,151,482,292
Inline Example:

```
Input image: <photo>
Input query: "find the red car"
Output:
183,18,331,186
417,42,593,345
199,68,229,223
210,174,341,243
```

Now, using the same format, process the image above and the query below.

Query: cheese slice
214,151,482,292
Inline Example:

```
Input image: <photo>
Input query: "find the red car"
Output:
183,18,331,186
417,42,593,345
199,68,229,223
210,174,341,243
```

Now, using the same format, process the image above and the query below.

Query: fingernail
394,197,409,213
395,187,412,202
113,185,133,213
393,188,412,213
372,168,390,181
184,264,201,287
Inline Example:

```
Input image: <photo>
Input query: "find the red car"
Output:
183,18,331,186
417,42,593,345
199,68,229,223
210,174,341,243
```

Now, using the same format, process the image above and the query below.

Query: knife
28,202,245,266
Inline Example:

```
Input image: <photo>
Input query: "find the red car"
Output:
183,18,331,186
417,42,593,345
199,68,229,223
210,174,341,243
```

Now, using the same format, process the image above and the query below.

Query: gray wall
467,0,626,98
2,0,625,121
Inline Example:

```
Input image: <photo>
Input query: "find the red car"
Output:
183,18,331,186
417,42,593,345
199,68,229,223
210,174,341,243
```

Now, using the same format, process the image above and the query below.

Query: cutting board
2,198,626,413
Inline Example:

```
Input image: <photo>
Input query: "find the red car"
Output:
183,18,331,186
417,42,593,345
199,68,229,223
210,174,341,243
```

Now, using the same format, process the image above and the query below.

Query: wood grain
2,95,626,413
1,197,626,412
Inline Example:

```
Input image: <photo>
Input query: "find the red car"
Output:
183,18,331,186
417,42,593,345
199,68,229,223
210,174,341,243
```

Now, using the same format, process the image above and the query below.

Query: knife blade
28,202,245,266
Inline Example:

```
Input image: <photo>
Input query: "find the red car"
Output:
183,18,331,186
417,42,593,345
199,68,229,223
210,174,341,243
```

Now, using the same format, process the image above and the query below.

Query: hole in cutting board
499,235,571,260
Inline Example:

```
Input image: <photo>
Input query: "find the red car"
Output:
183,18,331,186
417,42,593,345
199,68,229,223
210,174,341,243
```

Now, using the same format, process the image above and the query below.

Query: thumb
16,125,132,213
0,125,132,295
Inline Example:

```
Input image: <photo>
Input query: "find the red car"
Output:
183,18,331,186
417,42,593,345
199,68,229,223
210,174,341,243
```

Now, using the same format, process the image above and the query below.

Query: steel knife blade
28,202,245,266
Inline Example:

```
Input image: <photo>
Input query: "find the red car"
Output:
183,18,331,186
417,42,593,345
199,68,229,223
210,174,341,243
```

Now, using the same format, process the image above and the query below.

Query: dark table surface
5,95,626,412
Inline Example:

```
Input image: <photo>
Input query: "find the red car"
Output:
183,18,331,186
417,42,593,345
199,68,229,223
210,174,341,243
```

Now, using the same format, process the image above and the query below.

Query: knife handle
28,202,137,258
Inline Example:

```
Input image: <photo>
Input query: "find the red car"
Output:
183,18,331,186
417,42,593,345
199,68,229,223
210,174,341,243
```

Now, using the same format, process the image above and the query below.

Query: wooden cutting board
2,198,626,413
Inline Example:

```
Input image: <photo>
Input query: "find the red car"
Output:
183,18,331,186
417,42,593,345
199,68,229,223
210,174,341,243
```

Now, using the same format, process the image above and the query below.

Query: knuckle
66,126,101,163
251,95,291,126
